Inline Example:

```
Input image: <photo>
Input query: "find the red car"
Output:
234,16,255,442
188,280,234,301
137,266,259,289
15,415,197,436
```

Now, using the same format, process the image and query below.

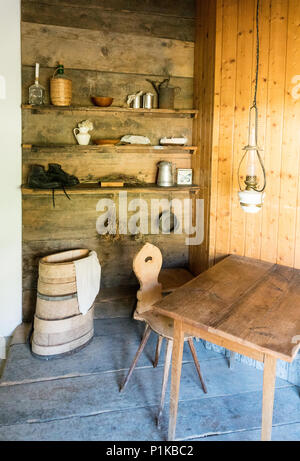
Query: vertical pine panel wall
190,0,217,274
209,0,300,268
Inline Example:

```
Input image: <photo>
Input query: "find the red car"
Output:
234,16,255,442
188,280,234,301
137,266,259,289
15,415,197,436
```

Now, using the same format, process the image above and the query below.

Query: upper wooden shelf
22,183,200,196
21,105,198,118
22,144,197,155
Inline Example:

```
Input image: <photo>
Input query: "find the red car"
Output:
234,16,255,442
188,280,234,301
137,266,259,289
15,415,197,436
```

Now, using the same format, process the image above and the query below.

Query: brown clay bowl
91,96,114,107
94,139,120,145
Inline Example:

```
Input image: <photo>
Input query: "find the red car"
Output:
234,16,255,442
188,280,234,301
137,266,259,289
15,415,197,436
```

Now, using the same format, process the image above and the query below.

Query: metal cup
143,93,154,109
132,95,141,108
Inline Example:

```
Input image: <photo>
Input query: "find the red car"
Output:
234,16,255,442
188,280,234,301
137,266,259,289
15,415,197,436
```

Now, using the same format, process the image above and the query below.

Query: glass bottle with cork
28,63,45,105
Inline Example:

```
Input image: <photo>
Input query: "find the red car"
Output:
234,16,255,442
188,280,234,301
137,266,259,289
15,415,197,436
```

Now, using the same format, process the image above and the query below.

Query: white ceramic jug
73,126,91,145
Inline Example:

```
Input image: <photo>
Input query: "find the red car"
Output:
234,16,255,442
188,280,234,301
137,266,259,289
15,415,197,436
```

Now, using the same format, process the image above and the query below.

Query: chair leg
157,339,173,427
141,323,148,340
153,335,163,368
119,324,151,392
188,338,207,394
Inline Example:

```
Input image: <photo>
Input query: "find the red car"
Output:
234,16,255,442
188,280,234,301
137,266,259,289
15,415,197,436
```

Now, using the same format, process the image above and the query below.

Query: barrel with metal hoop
32,249,94,358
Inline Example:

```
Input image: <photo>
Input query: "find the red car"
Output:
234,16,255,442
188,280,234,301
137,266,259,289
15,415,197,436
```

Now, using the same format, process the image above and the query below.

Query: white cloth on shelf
74,250,101,315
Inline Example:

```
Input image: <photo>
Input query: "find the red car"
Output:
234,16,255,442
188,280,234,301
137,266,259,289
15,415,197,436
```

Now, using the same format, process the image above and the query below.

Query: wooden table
152,255,300,441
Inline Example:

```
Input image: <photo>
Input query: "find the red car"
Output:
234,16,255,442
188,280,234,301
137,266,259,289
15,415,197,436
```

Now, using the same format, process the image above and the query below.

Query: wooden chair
119,243,207,426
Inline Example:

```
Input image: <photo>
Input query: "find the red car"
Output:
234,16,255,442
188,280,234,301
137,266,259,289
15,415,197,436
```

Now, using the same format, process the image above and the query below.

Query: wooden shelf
22,144,197,155
22,183,200,196
21,105,198,118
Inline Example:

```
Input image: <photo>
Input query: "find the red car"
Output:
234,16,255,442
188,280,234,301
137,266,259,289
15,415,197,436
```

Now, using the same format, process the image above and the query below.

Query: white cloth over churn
74,250,101,315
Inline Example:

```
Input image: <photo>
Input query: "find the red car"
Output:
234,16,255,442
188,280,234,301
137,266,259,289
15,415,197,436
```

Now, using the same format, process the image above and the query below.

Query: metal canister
143,92,154,109
158,86,180,109
132,94,141,108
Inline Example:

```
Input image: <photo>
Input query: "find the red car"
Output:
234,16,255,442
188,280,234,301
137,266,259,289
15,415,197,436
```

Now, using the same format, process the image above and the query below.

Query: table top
153,255,300,362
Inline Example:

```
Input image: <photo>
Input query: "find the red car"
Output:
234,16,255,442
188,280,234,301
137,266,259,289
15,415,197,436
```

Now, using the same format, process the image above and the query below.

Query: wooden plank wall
21,0,195,147
22,192,191,320
209,0,300,269
21,0,196,320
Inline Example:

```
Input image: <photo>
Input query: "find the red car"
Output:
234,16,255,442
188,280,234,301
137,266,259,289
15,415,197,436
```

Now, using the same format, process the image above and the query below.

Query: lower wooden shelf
22,183,200,196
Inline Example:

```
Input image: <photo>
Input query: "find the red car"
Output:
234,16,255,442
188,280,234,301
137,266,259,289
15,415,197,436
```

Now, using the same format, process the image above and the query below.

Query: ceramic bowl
91,97,114,107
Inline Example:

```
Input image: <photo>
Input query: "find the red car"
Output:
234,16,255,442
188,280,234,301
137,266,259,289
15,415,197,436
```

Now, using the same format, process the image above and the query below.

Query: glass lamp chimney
245,128,258,190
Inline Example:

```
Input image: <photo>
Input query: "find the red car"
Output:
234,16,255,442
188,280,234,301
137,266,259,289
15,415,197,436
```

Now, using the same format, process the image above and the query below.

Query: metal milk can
157,161,174,187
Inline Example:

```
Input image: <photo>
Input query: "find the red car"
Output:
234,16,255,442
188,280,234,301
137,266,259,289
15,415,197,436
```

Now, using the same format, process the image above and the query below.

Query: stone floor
1,299,300,441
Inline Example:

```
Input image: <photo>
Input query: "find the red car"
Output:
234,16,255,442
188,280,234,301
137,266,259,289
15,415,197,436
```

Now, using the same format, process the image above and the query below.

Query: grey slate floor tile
0,317,299,441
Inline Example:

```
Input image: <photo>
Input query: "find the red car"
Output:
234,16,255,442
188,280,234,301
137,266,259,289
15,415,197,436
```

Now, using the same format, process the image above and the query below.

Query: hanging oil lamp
238,0,266,214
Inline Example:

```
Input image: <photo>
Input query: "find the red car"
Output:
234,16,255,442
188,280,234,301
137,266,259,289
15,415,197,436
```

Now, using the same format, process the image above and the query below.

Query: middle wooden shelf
22,144,198,155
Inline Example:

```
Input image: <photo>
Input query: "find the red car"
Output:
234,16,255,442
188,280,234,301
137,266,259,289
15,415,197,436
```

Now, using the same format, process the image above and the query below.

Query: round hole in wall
158,211,178,233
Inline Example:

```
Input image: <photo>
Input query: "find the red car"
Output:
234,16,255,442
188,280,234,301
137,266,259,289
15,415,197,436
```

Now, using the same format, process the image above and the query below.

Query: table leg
168,319,184,441
157,339,173,427
261,354,277,441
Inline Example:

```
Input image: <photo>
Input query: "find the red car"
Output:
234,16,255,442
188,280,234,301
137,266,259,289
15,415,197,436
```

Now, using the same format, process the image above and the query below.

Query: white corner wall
0,0,22,337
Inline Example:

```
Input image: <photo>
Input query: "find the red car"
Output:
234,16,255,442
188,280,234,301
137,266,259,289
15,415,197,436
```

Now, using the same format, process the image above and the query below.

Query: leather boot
47,164,79,187
28,164,61,189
